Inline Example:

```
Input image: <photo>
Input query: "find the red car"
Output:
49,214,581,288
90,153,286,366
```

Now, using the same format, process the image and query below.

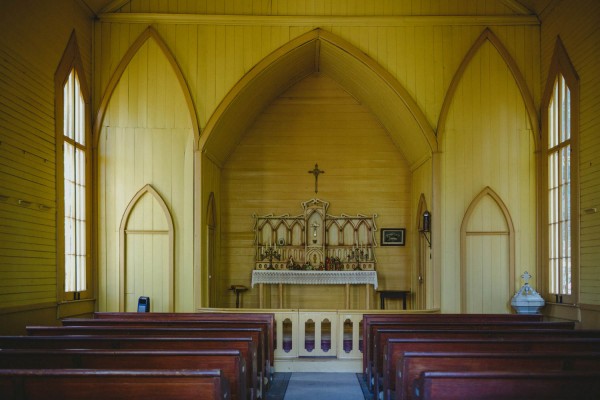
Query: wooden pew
18,330,260,399
0,348,246,400
384,337,600,400
62,316,272,387
371,323,581,396
90,311,275,380
413,370,600,400
365,319,572,389
26,323,266,393
0,369,230,400
398,351,600,400
362,313,542,376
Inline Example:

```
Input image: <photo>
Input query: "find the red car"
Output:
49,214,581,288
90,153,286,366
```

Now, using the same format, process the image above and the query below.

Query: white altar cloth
251,270,378,289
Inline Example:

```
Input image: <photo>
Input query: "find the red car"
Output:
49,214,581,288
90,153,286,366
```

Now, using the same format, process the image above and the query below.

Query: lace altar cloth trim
251,270,378,289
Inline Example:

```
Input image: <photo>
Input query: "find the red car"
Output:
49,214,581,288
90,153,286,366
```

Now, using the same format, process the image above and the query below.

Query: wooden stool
229,285,248,308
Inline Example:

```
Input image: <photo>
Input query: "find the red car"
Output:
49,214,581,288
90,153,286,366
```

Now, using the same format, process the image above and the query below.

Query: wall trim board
0,302,57,316
98,13,540,27
580,303,600,312
57,298,96,318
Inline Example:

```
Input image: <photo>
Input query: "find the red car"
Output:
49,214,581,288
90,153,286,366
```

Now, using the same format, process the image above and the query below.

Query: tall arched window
55,33,91,301
542,38,579,304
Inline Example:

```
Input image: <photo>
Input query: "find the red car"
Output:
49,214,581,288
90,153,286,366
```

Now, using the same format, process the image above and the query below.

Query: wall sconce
420,210,431,248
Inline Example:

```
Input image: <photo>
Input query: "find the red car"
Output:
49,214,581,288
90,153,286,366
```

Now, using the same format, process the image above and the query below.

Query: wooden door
120,185,174,312
125,233,169,312
461,188,514,313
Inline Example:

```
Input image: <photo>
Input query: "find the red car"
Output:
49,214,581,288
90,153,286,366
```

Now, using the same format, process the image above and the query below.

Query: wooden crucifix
308,163,325,194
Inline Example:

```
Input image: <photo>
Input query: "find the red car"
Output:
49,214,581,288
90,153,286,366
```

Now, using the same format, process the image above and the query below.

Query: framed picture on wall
380,228,405,246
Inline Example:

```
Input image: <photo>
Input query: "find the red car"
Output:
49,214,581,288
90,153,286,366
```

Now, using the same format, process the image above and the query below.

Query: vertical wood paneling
441,40,536,312
220,73,411,309
464,195,511,313
97,37,194,312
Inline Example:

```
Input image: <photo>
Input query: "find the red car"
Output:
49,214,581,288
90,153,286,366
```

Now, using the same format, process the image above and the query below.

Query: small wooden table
377,289,410,310
228,285,248,308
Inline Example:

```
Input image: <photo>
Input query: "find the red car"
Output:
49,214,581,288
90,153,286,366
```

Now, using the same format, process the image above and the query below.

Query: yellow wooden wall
93,0,542,312
539,0,600,324
220,73,411,309
0,0,93,330
96,37,195,312
440,38,537,312
4,0,600,330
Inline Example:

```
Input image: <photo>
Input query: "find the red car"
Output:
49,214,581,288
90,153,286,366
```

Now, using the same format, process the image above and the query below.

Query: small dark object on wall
381,228,406,246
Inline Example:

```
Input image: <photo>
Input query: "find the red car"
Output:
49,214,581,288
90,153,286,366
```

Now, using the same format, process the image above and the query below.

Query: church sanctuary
2,0,600,399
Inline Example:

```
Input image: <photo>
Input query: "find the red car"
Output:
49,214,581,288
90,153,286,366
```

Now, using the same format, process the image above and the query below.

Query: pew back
90,311,274,372
362,313,542,373
414,370,600,400
384,337,600,400
28,326,264,374
373,328,598,399
7,333,259,399
399,351,600,400
0,349,246,400
0,369,230,400
58,319,271,384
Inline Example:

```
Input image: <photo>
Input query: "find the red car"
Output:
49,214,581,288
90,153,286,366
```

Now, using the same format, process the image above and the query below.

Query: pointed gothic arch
437,27,539,148
199,28,436,169
460,186,516,312
93,26,199,147
119,184,174,312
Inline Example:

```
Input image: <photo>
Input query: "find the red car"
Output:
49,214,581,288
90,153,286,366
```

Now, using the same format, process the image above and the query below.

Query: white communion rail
198,308,438,372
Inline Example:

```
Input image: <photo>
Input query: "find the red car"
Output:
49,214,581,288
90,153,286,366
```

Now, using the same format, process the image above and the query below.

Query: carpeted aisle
268,372,366,400
266,373,292,400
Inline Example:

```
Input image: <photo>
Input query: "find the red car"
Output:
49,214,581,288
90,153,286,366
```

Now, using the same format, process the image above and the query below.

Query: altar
252,198,379,309
251,270,378,309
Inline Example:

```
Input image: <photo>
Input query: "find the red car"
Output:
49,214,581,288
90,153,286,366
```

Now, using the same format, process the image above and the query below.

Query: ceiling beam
98,0,131,14
499,0,534,14
98,13,539,26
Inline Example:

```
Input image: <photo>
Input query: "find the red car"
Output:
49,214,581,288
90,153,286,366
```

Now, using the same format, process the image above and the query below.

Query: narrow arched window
56,33,91,301
542,38,579,304
63,69,87,294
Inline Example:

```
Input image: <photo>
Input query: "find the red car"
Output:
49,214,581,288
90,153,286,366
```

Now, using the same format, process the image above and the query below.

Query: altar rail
198,308,438,372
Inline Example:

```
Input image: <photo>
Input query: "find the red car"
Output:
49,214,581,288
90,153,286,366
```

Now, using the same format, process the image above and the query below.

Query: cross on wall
308,163,325,194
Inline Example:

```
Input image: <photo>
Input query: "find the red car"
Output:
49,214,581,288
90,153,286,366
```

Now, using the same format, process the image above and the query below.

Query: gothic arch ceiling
201,29,436,170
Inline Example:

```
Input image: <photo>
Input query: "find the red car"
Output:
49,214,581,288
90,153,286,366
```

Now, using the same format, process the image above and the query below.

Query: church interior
1,0,600,397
